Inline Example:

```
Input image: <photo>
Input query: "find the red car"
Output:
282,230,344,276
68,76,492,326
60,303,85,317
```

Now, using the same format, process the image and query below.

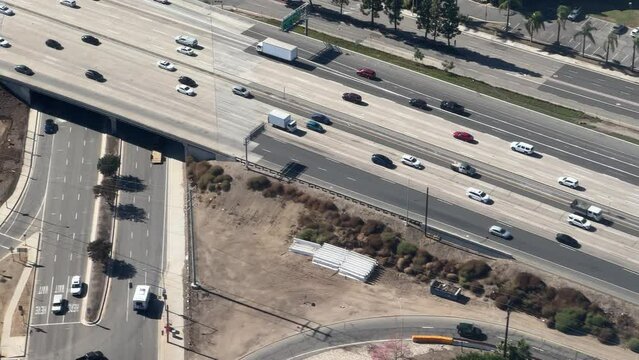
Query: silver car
176,46,194,56
0,4,14,15
157,60,176,71
232,85,251,97
558,176,579,189
489,225,511,239
176,84,195,96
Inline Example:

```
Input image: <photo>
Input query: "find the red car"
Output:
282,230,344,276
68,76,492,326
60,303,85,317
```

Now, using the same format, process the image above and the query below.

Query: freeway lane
243,316,596,360
242,23,639,185
253,135,639,301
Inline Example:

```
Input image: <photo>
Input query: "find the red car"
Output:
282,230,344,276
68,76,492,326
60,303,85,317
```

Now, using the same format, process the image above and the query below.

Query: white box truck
132,285,151,311
256,38,298,62
570,199,603,222
268,110,297,133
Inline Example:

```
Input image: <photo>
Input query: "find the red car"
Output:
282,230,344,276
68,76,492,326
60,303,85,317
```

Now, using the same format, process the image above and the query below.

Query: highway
226,0,639,127
242,315,596,360
253,134,639,304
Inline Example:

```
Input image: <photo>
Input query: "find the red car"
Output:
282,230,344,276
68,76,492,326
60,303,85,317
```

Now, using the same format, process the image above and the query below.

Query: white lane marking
53,254,56,262
77,193,80,201
59,213,62,222
261,148,271,153
318,167,327,171
559,244,577,251
67,141,70,148
436,199,453,205
61,194,64,201
421,326,434,329
79,175,82,183
74,212,78,220
81,157,84,164
65,159,68,166
346,177,357,181
63,176,66,183
291,158,300,162
624,268,639,276
69,253,73,261
380,177,396,184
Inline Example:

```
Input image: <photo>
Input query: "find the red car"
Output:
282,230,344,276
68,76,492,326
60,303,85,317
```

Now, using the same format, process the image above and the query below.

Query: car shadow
529,152,543,159
587,225,597,233
469,140,479,145
192,44,204,50
471,173,482,180
599,218,614,227
293,129,308,137
355,101,369,106
371,77,382,82
574,185,586,192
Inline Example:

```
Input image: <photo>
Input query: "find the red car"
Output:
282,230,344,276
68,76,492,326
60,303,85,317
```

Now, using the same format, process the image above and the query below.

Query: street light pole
503,300,512,358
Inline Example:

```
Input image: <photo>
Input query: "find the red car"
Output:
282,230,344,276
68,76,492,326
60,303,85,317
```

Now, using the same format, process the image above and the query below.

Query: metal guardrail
234,157,425,229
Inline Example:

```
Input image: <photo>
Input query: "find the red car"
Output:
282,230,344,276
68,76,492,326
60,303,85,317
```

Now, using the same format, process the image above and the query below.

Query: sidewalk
158,158,186,360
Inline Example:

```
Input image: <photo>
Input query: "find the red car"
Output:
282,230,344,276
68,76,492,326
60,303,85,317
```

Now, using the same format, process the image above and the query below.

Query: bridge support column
108,116,117,135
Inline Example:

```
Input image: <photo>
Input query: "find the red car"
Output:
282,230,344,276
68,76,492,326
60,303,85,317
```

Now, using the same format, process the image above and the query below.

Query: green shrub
396,241,417,256
585,312,610,331
220,180,231,192
316,231,336,245
247,176,271,191
298,228,319,241
470,282,485,296
458,260,491,281
209,165,224,177
198,173,214,190
628,338,639,353
494,295,510,311
597,327,618,345
208,183,217,192
554,308,586,334
213,174,232,184
361,220,385,235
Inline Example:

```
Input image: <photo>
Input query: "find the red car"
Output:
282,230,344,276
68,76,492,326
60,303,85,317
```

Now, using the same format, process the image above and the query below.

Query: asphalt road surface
242,315,596,360
253,134,639,303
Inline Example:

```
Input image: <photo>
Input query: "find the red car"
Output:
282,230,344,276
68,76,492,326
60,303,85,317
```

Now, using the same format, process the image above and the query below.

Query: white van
51,294,64,314
60,0,76,7
132,285,151,311
175,35,198,47
510,141,534,155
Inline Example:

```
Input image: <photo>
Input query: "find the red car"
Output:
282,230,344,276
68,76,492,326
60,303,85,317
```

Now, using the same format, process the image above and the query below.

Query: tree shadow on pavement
104,259,137,280
113,203,147,222
309,6,542,78
115,175,146,193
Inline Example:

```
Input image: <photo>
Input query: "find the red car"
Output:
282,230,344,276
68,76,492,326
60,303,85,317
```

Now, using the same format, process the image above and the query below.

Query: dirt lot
187,163,638,360
0,254,30,344
0,87,29,205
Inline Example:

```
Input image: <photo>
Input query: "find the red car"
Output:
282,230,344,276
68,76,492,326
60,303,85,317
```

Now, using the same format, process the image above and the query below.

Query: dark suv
45,39,63,50
14,65,34,76
44,119,57,134
179,76,197,87
342,92,362,103
556,233,580,248
457,323,485,340
81,35,100,46
371,154,394,168
85,70,104,82
440,100,464,114
409,98,427,109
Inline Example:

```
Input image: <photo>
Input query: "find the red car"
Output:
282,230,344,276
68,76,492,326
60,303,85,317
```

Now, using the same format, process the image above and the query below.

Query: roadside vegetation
246,174,639,352
187,157,233,193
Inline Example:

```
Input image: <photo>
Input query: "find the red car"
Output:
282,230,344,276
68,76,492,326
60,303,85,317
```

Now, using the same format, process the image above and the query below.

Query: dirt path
186,163,637,360
0,88,29,205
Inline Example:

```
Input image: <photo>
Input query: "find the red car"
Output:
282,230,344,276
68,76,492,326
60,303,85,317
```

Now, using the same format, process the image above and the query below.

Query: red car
453,131,474,142
356,67,376,79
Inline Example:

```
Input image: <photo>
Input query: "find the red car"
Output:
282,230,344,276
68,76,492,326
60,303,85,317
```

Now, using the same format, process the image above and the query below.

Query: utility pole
243,137,249,169
503,300,512,358
423,187,429,236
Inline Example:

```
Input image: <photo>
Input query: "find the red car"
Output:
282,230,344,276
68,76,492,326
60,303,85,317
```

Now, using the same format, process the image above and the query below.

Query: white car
176,46,194,56
70,275,82,296
232,85,251,97
0,4,14,15
489,225,511,239
632,27,639,38
157,60,176,71
466,187,491,203
59,0,76,7
558,176,579,189
400,154,422,169
510,141,534,155
568,214,591,230
51,294,64,314
176,84,195,96
0,37,9,47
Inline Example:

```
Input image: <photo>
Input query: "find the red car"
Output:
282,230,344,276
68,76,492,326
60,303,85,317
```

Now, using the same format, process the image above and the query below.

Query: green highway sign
281,3,308,32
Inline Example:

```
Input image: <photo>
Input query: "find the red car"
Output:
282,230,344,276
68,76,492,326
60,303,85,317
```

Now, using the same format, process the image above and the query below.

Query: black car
612,24,627,35
409,98,428,109
310,113,332,125
371,154,394,168
342,92,362,103
76,351,105,360
45,39,63,50
285,0,304,8
81,35,100,45
556,233,580,248
457,323,485,340
85,70,104,82
178,76,197,87
14,65,34,76
44,119,57,134
440,100,464,114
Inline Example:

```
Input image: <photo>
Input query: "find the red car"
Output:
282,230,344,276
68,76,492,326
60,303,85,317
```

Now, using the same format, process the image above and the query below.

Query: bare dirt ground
0,255,30,343
187,163,638,360
0,88,29,205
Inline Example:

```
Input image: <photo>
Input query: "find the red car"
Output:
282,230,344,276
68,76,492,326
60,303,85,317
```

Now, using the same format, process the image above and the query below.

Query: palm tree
632,36,639,71
555,5,570,44
525,11,545,42
498,0,521,32
573,21,597,57
604,31,618,64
